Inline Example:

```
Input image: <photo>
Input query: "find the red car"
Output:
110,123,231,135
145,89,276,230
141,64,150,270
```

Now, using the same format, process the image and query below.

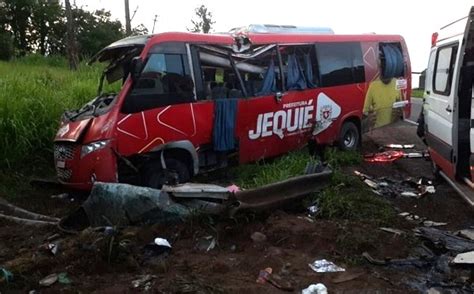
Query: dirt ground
0,121,473,293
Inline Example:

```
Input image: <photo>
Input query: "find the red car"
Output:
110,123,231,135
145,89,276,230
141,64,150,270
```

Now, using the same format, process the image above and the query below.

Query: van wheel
143,158,190,189
338,121,360,151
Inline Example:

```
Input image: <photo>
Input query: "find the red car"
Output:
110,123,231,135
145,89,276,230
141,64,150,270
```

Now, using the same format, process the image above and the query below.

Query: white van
420,6,474,205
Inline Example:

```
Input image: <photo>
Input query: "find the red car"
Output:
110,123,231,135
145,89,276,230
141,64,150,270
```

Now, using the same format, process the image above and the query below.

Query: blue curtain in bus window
256,59,276,95
304,53,316,88
381,44,404,79
213,98,238,151
286,54,307,90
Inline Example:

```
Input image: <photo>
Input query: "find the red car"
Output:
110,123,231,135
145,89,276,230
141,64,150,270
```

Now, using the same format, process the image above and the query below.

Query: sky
76,0,473,88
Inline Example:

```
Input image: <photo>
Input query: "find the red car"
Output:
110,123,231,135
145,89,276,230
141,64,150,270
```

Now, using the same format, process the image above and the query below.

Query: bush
0,31,14,61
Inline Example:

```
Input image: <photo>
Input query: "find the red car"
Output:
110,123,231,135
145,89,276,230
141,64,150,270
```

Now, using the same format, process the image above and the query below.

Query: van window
122,42,193,113
315,42,364,87
433,44,458,95
380,43,405,79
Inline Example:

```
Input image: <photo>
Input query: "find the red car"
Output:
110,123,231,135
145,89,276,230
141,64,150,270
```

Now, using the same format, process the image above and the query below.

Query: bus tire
143,158,190,189
338,121,360,151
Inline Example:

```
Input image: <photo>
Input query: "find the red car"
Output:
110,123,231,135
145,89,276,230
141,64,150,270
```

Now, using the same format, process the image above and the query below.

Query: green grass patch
232,150,317,189
0,55,116,169
412,88,424,98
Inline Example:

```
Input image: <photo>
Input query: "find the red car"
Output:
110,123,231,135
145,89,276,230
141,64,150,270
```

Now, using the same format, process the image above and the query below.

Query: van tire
338,121,360,151
143,158,190,189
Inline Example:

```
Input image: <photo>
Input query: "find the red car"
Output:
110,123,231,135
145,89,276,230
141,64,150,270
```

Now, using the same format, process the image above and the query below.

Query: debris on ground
39,273,59,287
144,238,172,256
379,227,404,236
0,267,13,284
457,229,474,241
423,220,448,227
57,272,71,285
415,227,474,253
354,171,435,198
331,271,365,284
308,259,345,273
251,232,267,243
301,283,328,294
256,267,294,291
0,197,59,227
131,274,156,291
364,150,430,163
195,236,217,252
383,144,415,149
452,251,474,264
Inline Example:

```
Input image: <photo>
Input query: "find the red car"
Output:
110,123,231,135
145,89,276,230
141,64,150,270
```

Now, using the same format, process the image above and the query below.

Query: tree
188,5,214,34
132,24,148,36
30,0,63,55
65,0,78,70
3,0,35,55
0,1,13,60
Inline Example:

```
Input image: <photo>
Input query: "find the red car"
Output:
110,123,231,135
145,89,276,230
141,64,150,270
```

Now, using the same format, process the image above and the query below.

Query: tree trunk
64,0,78,70
124,0,131,36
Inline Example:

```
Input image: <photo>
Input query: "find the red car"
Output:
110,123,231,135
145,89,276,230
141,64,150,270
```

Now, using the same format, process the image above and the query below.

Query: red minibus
53,25,411,190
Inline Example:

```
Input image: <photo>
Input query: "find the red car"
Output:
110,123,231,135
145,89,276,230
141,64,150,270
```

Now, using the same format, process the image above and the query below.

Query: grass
0,55,114,170
412,88,424,98
232,150,317,189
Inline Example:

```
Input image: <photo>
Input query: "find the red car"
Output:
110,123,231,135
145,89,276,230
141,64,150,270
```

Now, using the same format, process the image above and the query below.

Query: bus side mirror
130,57,144,82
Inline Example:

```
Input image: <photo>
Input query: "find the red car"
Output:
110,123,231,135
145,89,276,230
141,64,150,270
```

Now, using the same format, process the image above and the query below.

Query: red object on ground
364,150,405,163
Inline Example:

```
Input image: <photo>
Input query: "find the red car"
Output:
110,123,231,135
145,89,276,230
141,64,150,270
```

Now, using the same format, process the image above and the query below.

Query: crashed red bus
53,25,411,190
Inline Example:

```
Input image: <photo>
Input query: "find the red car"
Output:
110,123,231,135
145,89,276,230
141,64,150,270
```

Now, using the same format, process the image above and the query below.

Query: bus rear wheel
338,121,360,151
143,158,190,189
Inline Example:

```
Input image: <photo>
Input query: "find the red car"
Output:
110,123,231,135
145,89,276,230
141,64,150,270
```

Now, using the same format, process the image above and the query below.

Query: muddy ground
0,121,473,293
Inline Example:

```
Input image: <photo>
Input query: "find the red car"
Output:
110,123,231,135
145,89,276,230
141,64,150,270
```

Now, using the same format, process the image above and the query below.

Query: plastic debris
195,236,217,252
154,238,171,248
354,171,436,199
307,204,319,217
39,273,58,287
384,144,415,149
251,232,267,243
308,259,345,273
0,267,13,284
452,251,474,264
57,272,71,285
256,267,294,291
226,184,241,193
302,283,328,294
48,243,59,255
364,150,429,163
457,229,474,240
144,238,172,257
423,220,448,227
380,227,404,236
132,274,156,290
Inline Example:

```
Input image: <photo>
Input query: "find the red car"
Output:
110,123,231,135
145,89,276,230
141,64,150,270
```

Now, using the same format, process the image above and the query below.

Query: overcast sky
77,0,473,87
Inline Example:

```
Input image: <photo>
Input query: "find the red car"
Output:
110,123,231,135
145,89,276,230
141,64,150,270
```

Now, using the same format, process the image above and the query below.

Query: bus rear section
422,6,474,205
53,29,411,190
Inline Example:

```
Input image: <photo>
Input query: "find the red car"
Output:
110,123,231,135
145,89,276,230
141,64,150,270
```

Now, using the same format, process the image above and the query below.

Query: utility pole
65,0,78,70
124,0,132,35
152,15,158,34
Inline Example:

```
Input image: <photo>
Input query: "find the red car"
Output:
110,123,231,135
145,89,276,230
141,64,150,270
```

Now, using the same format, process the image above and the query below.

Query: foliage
0,56,115,168
188,5,215,34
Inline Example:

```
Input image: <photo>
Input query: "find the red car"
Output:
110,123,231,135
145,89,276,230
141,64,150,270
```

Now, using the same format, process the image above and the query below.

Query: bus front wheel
142,158,190,189
338,121,360,151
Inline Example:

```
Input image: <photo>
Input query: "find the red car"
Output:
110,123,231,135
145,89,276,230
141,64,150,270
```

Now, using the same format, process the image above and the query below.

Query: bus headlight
81,140,110,158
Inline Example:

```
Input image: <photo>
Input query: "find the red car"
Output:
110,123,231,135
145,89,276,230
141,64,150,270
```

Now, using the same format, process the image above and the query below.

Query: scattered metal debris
308,259,345,273
131,274,156,291
354,171,436,198
383,144,415,149
457,229,474,241
414,227,474,253
380,227,404,236
0,267,13,284
364,150,430,163
301,283,328,294
452,251,474,264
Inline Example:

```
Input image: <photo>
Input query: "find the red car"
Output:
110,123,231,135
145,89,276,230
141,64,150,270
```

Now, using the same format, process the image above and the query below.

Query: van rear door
424,41,459,174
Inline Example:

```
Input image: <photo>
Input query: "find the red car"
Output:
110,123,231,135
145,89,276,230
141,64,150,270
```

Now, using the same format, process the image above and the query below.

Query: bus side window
315,42,365,87
122,42,194,113
279,45,319,90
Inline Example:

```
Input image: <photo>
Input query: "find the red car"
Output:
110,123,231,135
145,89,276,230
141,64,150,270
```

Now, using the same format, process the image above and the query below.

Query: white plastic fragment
308,259,345,273
302,283,328,294
452,251,474,264
423,220,448,227
154,238,171,248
